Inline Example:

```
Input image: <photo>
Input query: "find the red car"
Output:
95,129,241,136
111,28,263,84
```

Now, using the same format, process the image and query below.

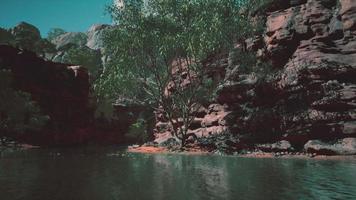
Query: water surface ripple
0,147,355,200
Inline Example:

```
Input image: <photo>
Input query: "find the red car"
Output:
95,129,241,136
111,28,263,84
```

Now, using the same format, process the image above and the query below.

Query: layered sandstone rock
221,0,356,147
154,0,356,152
268,0,356,142
257,140,294,152
304,138,356,155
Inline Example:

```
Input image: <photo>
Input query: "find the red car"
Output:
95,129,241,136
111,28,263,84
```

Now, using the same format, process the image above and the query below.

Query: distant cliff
0,22,110,80
0,22,150,145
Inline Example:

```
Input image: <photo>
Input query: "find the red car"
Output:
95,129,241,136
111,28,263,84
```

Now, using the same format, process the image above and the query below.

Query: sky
0,0,113,37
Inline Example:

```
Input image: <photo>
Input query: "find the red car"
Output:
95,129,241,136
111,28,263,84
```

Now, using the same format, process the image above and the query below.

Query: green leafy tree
98,0,264,148
35,39,57,58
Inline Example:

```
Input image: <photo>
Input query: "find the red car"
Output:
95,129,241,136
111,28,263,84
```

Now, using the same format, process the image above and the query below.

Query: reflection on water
0,147,356,200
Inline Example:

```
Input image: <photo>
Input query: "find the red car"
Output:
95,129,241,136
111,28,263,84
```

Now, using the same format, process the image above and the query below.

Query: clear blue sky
0,0,113,37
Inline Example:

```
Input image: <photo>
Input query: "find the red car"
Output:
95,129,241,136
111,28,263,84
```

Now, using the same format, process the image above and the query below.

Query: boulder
154,131,176,146
304,138,356,155
10,22,42,50
340,0,356,31
188,126,228,138
257,140,293,152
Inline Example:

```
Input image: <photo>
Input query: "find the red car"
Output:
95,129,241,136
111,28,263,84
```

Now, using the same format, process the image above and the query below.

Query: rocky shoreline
127,145,356,160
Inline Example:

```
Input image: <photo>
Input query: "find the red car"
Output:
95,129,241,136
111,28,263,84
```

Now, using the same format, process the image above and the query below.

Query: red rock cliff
0,45,92,145
154,0,356,153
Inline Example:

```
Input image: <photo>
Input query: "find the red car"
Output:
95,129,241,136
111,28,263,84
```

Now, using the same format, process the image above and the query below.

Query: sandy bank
127,146,356,160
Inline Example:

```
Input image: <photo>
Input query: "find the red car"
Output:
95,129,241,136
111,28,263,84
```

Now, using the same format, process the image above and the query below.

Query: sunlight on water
1,147,356,200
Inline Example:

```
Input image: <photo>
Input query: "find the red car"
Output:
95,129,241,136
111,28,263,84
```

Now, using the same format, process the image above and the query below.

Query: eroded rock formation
154,0,356,154
0,45,92,144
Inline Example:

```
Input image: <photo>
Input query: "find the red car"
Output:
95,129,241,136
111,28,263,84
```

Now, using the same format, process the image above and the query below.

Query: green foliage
11,23,41,51
35,39,57,56
230,49,258,74
230,47,275,82
0,70,49,135
47,28,66,41
98,0,265,146
0,28,15,45
63,33,88,48
125,118,150,143
61,46,105,120
195,76,217,103
99,0,261,100
62,47,103,81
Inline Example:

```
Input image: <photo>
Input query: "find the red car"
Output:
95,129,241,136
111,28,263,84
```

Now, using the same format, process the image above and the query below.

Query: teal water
0,147,356,200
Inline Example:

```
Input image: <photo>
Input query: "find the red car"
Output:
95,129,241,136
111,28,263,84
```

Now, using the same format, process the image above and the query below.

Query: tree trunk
180,137,186,150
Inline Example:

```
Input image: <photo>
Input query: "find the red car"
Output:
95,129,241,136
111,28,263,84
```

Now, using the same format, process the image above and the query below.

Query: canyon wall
154,0,356,153
0,23,148,145
0,45,92,144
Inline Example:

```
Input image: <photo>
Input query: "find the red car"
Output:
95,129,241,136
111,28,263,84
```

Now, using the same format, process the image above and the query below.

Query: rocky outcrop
188,104,230,137
0,28,15,45
153,0,356,153
49,25,112,80
4,22,57,58
304,138,356,155
221,0,356,148
0,23,134,145
0,45,89,126
86,24,110,51
0,22,109,77
0,45,92,145
51,45,103,81
51,32,87,50
257,140,294,152
10,22,42,50
266,0,356,142
86,24,112,67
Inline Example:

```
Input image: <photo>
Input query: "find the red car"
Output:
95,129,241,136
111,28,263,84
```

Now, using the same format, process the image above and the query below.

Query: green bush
62,46,103,81
125,118,150,143
0,70,49,135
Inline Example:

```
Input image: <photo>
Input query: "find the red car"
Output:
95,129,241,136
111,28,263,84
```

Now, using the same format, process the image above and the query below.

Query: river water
0,146,355,200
